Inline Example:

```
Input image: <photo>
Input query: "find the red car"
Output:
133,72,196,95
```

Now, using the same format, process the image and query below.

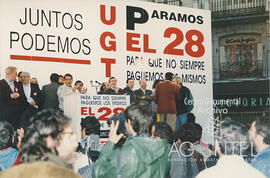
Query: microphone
90,81,100,93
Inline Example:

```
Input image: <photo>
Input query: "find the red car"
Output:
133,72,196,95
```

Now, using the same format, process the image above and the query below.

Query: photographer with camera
93,101,170,178
77,116,102,163
0,122,24,171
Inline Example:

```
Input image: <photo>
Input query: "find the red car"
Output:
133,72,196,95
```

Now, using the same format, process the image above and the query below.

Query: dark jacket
170,147,199,178
20,83,43,110
180,143,205,173
134,88,153,104
0,79,24,108
154,81,179,114
176,85,193,115
122,87,136,104
0,79,25,128
42,82,60,109
76,135,102,162
93,136,170,178
103,87,123,95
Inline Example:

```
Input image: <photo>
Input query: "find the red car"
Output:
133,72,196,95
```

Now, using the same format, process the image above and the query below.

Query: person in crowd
151,122,174,145
192,123,212,163
42,73,60,110
0,122,24,171
93,101,170,178
58,75,64,85
74,80,87,94
177,123,205,172
122,78,137,104
58,75,65,86
30,77,38,84
185,114,214,153
205,153,218,168
0,66,25,129
249,117,270,177
17,71,23,83
187,113,196,124
196,120,266,178
20,109,79,164
151,122,199,178
77,116,102,163
2,109,82,178
173,76,194,129
57,73,78,111
19,72,43,128
2,162,81,178
154,72,179,131
151,122,198,178
97,82,110,94
103,77,123,95
151,80,162,124
134,79,153,104
206,130,253,168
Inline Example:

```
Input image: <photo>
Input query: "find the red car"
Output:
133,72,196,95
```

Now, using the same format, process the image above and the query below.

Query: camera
107,111,127,135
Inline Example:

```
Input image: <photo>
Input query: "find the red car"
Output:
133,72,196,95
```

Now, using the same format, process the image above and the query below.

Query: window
225,44,257,72
219,34,263,79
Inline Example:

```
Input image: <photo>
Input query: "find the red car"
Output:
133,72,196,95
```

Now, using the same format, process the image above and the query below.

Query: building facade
211,0,270,123
141,0,210,8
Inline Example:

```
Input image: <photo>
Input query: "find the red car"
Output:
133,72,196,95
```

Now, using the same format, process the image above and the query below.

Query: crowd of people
0,66,270,178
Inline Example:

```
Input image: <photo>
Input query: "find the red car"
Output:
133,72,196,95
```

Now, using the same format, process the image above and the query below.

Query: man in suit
19,72,43,128
30,77,38,84
42,73,60,110
122,78,136,104
134,79,153,104
103,77,123,95
154,72,179,131
0,66,25,129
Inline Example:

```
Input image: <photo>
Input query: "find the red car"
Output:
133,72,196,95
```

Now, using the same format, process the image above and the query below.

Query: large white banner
0,0,213,143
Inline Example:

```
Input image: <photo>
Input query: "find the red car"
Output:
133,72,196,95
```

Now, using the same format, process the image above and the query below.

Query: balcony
146,0,182,6
220,60,264,79
211,0,267,18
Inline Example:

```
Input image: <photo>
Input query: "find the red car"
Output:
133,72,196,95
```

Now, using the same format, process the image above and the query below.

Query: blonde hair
5,66,17,76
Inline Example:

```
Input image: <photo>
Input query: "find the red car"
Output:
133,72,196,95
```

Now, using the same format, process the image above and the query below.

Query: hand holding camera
108,120,124,144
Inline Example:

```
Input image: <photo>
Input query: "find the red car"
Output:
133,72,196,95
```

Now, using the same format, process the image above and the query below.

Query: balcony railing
215,111,269,126
220,60,264,79
146,0,182,6
211,0,266,18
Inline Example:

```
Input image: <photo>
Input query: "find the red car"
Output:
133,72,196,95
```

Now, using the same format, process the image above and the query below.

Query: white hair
20,72,31,78
174,76,182,84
